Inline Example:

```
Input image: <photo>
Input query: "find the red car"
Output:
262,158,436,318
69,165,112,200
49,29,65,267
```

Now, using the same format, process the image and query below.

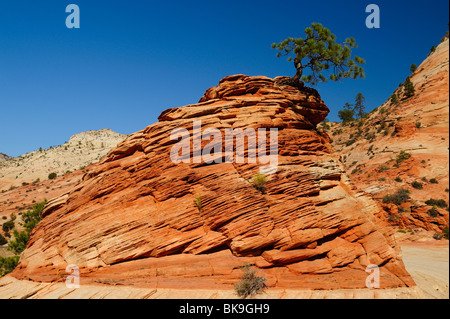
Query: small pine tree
390,93,399,105
410,64,417,73
272,23,365,85
343,102,353,110
338,109,355,124
403,77,415,98
354,93,366,119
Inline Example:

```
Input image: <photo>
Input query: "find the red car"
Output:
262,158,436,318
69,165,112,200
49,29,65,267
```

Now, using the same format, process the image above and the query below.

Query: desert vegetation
252,173,268,193
234,264,268,299
0,200,46,277
272,23,365,86
425,199,448,209
383,189,411,205
194,193,202,211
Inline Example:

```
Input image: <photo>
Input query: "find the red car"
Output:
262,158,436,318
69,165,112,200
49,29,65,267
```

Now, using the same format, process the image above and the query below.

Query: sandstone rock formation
328,36,449,236
8,75,415,292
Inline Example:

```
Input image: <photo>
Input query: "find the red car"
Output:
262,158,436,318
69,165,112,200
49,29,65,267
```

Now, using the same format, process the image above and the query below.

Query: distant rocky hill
0,153,12,162
0,129,127,191
325,36,449,236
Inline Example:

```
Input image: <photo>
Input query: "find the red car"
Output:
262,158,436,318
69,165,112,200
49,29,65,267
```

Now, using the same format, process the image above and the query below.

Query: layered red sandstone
10,75,414,290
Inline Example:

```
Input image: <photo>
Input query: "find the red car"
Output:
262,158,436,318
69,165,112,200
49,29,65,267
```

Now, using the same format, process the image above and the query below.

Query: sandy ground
0,275,424,299
0,241,447,299
400,242,449,299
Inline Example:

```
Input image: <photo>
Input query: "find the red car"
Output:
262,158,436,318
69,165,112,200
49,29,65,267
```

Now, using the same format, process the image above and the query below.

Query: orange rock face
328,37,449,235
11,75,414,290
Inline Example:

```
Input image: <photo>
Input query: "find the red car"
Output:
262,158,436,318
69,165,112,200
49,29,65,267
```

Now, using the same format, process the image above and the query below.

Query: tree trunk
292,57,303,82
277,56,304,89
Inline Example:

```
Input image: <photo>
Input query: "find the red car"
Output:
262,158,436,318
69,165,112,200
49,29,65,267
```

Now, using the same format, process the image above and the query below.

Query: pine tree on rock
272,23,365,87
404,77,415,98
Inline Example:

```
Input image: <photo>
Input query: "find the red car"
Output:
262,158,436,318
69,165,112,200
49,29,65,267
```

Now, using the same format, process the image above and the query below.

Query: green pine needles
403,77,415,98
272,23,365,85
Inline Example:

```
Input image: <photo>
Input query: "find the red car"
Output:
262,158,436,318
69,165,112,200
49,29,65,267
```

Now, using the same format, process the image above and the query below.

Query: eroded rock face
328,37,449,235
12,75,414,290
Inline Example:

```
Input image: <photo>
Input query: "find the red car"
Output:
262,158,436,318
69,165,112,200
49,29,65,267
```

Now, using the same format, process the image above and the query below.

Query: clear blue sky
0,0,448,157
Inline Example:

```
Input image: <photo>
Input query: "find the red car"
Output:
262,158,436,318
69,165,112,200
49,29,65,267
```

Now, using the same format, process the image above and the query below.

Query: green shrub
412,181,423,190
6,200,46,255
428,208,439,218
396,151,411,164
338,109,355,124
194,193,202,211
22,200,46,233
252,173,267,193
8,230,29,255
395,177,403,183
0,256,19,277
444,227,449,240
234,264,267,299
390,94,398,105
429,178,438,184
2,220,14,233
0,234,7,246
415,122,421,129
48,173,57,180
350,161,358,167
383,189,411,205
320,122,330,132
425,199,448,208
403,77,415,98
346,138,356,147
